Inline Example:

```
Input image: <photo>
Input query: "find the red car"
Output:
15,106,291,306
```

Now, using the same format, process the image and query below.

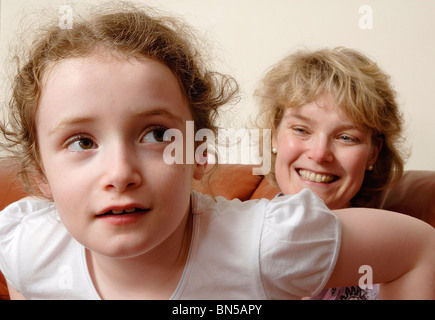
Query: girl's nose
103,145,142,193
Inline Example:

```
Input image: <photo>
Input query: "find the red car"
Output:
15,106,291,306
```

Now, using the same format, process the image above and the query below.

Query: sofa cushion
192,164,264,201
250,178,280,199
0,164,27,211
378,170,435,227
0,272,9,300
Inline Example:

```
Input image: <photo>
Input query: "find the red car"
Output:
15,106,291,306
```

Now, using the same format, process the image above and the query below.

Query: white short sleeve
0,198,58,290
259,189,341,298
0,198,98,299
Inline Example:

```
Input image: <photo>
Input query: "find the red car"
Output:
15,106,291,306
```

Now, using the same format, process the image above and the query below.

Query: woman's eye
339,135,359,143
142,127,167,143
66,137,95,151
292,127,309,135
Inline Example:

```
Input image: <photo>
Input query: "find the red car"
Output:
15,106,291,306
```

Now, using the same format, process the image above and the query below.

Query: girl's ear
33,165,52,198
37,176,52,198
193,145,208,180
193,160,207,181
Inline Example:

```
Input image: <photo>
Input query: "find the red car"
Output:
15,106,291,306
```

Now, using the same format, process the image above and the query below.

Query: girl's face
35,52,205,259
272,94,381,209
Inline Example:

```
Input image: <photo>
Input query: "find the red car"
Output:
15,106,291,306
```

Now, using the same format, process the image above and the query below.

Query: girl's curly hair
0,2,238,196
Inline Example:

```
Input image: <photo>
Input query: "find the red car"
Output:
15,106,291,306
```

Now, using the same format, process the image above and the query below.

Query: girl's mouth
297,169,338,184
96,207,150,225
97,208,150,216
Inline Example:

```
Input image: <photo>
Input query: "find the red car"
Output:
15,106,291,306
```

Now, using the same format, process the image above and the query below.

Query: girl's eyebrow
48,116,94,135
48,107,185,135
141,108,184,124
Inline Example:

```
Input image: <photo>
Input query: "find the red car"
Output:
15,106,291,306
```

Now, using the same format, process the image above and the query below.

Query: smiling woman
255,47,408,300
256,47,407,209
272,93,381,210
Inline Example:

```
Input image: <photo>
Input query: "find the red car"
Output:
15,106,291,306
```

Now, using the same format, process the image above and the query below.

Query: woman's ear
271,132,278,151
369,136,383,168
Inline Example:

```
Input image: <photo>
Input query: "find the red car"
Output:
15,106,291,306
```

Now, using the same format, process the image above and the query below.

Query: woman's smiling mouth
297,169,338,184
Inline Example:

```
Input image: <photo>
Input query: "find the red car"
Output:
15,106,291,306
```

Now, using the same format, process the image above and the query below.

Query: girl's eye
66,137,96,151
142,127,167,143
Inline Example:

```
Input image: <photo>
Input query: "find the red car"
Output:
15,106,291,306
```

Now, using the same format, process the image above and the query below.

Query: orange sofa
1,163,434,300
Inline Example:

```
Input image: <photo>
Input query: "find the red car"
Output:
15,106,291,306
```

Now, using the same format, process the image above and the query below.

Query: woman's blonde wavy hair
0,2,238,196
255,47,407,207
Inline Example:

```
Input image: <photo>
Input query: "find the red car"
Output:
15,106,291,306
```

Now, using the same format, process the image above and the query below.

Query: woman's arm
327,208,435,299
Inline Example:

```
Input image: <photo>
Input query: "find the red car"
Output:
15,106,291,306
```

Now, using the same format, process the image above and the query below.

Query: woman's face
272,94,381,209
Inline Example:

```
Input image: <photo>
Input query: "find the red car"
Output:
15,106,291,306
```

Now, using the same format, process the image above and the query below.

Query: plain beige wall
1,0,434,170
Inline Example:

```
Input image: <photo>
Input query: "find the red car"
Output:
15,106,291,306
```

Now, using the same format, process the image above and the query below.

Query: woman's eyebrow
283,112,312,123
283,112,360,131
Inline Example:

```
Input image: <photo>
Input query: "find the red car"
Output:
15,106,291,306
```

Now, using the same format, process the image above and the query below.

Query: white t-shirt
0,189,341,299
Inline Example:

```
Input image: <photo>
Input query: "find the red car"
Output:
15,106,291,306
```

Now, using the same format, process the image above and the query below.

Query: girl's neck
86,211,194,300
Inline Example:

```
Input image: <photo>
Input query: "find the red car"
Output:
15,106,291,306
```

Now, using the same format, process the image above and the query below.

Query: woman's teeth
298,169,336,183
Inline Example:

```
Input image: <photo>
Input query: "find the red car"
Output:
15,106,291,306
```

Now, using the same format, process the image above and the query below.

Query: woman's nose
307,136,334,163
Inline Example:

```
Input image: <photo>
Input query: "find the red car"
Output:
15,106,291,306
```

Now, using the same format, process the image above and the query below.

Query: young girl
0,3,434,300
254,47,408,299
